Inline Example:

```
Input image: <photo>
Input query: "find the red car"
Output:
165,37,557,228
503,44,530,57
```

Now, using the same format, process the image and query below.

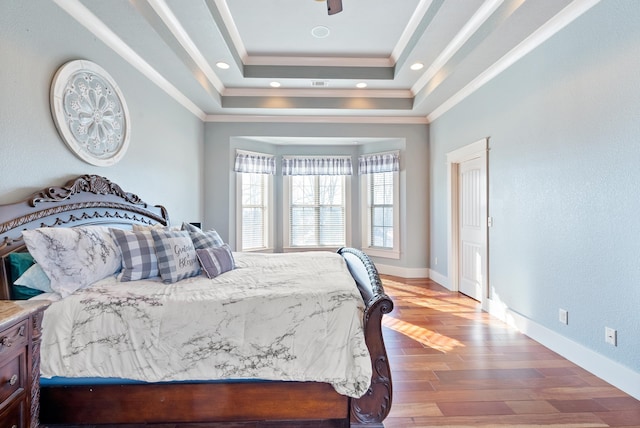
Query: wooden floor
381,275,640,428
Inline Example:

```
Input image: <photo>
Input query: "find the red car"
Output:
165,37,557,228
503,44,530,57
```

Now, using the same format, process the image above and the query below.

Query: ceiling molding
205,115,429,124
427,0,602,122
52,0,206,120
223,88,413,98
411,0,504,95
243,56,393,68
390,0,435,63
221,96,413,110
209,0,247,62
147,0,225,94
243,65,394,80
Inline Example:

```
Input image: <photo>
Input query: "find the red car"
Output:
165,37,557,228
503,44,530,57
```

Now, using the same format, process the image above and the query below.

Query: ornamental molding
50,60,130,166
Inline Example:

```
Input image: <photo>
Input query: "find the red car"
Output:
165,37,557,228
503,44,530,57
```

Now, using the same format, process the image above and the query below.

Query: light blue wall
430,1,639,373
203,122,429,270
0,1,203,223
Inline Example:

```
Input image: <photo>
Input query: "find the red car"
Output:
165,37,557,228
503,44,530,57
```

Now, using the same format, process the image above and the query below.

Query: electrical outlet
434,257,438,266
558,309,568,325
605,327,617,346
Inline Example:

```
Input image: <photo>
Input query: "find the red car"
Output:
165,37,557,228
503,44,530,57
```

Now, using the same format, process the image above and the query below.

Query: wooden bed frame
0,175,393,427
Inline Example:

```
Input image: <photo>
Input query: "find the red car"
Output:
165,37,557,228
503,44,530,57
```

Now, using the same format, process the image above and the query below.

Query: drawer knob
9,374,18,386
0,336,10,347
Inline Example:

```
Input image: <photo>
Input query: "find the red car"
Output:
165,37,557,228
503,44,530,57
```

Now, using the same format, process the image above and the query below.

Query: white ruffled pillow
22,226,122,297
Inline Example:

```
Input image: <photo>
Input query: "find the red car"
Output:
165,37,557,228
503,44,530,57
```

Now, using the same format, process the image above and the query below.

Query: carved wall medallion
50,60,130,166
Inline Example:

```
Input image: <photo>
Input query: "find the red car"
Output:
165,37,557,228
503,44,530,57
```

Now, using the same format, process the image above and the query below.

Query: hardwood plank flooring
381,275,640,428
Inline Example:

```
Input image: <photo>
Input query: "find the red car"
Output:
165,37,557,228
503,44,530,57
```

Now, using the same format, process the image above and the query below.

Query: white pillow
22,226,122,297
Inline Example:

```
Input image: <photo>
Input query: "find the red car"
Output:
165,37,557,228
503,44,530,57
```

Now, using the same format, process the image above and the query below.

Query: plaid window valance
234,151,276,175
282,156,353,176
358,152,399,174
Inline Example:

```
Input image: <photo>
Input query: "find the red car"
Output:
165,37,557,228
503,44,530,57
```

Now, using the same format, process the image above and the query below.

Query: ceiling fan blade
327,0,343,15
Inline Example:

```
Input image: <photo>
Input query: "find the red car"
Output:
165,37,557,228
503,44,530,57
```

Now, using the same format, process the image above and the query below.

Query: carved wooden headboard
0,174,169,299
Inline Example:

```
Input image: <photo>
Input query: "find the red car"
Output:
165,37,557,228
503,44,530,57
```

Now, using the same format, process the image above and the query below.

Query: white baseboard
401,270,640,400
375,263,429,278
427,268,450,290
485,298,640,401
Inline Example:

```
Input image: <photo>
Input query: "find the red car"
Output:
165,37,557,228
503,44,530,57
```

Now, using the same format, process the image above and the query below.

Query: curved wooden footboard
338,247,394,427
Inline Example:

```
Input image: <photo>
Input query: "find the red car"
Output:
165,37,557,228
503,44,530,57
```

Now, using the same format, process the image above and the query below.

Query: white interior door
458,156,486,301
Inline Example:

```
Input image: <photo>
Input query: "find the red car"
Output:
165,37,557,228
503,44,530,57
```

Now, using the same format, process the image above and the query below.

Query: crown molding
205,115,429,124
222,88,413,98
52,0,206,120
148,0,224,94
243,56,394,68
412,0,504,95
427,0,601,122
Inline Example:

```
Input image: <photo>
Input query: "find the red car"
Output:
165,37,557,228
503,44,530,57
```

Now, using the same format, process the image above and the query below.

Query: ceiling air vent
311,80,329,87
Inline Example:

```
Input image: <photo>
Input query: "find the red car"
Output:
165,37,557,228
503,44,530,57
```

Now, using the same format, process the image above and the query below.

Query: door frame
446,138,489,302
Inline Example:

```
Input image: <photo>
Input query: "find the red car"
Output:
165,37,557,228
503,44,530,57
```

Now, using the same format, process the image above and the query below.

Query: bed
0,174,393,427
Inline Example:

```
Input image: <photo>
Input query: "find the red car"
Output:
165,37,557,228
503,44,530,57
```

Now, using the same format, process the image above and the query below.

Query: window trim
283,174,351,252
361,169,400,259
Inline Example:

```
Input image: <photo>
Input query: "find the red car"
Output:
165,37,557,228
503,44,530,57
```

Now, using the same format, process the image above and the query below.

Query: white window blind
234,151,273,251
360,151,400,258
289,175,346,247
240,173,268,250
370,171,394,248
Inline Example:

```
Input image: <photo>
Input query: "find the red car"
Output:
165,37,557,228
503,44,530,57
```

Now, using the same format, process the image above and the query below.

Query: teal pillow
8,252,35,283
12,284,44,300
7,252,45,300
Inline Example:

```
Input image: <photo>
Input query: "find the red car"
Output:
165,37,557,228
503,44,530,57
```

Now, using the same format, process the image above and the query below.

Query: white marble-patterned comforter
39,251,372,397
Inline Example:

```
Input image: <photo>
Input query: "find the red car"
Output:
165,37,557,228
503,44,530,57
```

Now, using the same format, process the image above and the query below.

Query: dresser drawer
0,320,28,356
0,398,24,428
0,349,25,405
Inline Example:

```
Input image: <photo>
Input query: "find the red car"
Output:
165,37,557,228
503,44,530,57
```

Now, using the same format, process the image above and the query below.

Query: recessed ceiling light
270,81,281,88
311,26,330,39
356,82,367,88
216,62,230,69
410,62,424,71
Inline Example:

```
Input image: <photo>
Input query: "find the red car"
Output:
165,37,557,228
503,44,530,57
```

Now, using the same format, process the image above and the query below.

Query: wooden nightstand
0,301,49,428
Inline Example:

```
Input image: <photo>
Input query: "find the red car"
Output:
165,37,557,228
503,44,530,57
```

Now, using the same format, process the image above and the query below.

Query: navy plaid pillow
196,244,235,279
181,222,223,249
110,229,159,281
151,229,200,284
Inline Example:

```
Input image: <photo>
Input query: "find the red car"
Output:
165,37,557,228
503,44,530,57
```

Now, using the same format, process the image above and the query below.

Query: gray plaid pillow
181,222,223,249
151,229,200,283
110,229,159,281
196,244,235,279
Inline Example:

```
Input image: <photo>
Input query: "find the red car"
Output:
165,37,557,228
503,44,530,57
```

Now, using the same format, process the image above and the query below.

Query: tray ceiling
57,0,600,122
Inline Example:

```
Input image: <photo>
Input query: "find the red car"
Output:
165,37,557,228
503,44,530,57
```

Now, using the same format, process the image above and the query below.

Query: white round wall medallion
50,60,130,166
